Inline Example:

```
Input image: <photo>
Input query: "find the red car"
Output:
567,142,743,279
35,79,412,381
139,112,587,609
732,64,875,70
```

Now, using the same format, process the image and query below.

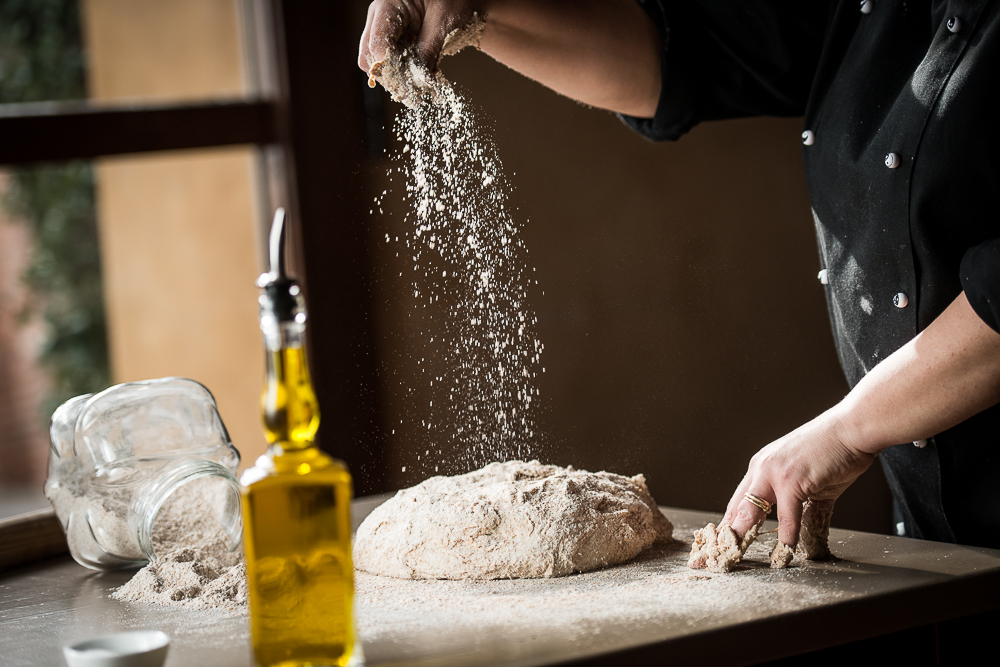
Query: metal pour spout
257,208,302,324
259,208,288,287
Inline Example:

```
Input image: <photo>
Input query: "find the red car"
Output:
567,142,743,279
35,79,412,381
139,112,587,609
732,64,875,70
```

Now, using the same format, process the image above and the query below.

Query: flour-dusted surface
354,461,673,580
7,501,995,667
354,516,854,665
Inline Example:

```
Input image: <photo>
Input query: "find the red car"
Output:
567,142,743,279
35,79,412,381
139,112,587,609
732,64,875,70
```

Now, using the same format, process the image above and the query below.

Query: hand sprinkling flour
371,21,545,471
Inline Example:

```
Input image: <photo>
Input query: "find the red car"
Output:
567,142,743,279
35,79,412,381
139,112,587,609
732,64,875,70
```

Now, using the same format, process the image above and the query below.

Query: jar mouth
133,460,243,562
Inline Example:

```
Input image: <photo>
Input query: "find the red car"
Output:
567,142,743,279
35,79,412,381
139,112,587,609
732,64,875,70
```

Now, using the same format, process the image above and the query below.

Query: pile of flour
373,34,545,472
111,547,247,611
112,547,247,613
111,478,246,613
354,460,673,579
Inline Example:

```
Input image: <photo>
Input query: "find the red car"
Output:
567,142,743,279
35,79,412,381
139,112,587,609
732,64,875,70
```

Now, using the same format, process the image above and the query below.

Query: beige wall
83,0,246,104
82,0,267,469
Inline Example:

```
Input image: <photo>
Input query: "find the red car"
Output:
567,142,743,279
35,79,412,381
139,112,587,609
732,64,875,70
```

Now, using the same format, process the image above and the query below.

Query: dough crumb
799,498,834,560
354,460,672,580
769,541,795,569
687,523,759,573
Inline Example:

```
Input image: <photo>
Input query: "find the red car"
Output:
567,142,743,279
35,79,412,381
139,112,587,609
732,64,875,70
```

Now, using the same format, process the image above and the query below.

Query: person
358,0,1000,551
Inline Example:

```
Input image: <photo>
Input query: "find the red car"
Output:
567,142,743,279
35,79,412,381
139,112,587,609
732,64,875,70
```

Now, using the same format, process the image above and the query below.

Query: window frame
0,0,387,496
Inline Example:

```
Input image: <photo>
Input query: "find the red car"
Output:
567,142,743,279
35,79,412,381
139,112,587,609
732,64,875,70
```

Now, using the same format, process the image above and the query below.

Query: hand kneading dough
353,460,673,580
688,496,836,573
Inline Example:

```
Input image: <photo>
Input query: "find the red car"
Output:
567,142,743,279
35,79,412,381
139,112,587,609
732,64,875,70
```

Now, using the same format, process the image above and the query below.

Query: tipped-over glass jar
45,377,243,570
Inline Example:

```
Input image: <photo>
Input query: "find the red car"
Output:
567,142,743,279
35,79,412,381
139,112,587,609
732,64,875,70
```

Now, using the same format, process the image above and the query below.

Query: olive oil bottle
241,209,354,667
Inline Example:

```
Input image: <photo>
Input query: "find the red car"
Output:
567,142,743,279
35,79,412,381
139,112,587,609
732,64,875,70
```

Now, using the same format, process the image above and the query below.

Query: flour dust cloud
375,79,544,472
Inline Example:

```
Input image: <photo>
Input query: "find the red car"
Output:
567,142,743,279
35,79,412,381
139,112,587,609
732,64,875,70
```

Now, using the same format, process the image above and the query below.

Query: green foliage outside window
0,0,110,420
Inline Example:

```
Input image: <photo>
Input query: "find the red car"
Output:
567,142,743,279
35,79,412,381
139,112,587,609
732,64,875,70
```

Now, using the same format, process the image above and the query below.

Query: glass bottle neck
261,321,320,453
261,318,305,352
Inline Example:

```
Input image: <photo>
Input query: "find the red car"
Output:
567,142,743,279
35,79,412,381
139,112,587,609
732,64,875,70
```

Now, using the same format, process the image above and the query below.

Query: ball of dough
353,460,673,580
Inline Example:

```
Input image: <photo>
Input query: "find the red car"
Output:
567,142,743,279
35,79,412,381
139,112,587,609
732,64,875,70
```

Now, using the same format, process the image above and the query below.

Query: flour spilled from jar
112,477,247,614
375,64,545,471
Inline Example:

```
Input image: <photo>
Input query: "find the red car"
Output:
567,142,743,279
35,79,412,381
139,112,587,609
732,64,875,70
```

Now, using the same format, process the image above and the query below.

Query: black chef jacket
622,0,1000,548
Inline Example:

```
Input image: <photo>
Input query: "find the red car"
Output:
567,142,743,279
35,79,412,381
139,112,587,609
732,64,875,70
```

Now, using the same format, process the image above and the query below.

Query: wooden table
2,495,999,667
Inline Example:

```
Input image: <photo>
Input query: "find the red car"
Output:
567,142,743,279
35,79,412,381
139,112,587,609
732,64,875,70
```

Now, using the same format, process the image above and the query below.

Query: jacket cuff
618,0,695,142
960,239,1000,334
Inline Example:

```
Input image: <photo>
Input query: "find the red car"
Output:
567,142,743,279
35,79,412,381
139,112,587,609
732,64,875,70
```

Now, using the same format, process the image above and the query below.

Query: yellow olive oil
261,347,320,447
243,209,354,667
242,447,354,667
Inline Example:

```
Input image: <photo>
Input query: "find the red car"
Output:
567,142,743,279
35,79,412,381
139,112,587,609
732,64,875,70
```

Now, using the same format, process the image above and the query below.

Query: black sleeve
961,240,1000,334
621,0,836,141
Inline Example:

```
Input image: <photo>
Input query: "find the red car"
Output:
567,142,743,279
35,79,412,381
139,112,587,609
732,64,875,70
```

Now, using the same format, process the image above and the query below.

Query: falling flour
372,30,544,470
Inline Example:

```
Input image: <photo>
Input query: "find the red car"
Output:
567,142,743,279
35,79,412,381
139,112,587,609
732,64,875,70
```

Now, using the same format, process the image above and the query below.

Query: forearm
835,292,1000,454
480,0,661,117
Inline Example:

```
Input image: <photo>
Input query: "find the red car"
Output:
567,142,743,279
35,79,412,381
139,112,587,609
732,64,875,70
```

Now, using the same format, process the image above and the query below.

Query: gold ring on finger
744,493,773,515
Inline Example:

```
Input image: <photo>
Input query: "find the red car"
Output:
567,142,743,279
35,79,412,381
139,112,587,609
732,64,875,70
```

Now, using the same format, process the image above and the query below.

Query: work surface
2,495,1000,667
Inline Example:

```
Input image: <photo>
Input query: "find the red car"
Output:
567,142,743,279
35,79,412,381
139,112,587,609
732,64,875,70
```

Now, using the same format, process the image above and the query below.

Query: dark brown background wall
359,46,892,533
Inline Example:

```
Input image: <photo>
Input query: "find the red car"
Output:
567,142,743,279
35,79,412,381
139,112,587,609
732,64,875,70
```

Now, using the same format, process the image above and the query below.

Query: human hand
722,408,875,552
358,0,483,74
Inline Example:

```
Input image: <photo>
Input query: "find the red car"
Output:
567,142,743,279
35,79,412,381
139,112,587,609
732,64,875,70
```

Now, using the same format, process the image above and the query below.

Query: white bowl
63,631,170,667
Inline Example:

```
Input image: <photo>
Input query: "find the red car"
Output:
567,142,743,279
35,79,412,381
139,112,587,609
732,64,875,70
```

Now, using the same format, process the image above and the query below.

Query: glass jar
45,377,243,570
